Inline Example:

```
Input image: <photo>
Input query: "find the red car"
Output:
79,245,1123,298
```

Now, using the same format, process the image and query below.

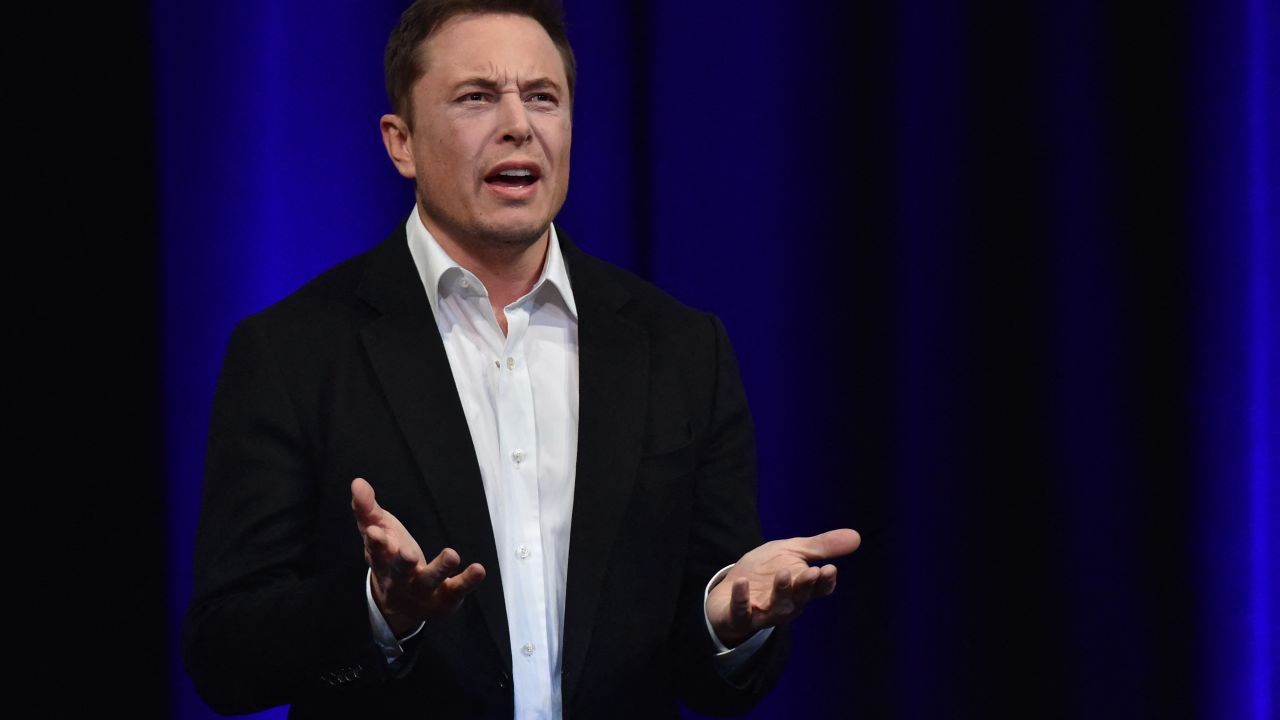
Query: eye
526,92,558,106
459,92,489,103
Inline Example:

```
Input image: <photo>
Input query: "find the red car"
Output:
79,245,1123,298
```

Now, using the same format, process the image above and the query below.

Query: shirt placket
496,300,553,719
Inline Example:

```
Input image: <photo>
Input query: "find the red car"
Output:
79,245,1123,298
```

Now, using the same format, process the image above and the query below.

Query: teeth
498,168,532,177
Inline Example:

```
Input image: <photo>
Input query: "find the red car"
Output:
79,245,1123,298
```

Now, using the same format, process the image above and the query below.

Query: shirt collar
405,205,578,321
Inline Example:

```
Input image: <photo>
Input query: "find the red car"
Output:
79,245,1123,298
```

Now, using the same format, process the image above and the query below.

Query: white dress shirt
366,207,769,719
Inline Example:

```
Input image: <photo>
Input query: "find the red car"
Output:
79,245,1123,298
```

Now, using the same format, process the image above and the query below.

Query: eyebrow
451,76,563,95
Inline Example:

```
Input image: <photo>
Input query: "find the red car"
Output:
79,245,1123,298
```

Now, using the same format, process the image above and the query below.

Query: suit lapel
355,229,512,673
558,233,650,709
351,226,653,700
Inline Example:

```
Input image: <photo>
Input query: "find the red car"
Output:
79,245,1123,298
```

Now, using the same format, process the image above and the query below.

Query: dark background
12,1,1275,718
13,1,166,712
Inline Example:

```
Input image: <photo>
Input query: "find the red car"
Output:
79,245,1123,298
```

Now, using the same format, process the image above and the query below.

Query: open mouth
485,166,540,188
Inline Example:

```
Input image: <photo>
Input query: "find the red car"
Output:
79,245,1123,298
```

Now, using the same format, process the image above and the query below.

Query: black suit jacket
184,223,787,718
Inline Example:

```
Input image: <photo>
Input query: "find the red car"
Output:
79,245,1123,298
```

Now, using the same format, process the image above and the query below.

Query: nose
497,93,532,146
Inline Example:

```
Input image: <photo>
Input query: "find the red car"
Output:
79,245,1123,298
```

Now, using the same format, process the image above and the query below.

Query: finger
350,478,383,528
415,547,462,589
787,566,820,609
365,525,416,579
789,565,820,592
813,564,838,597
767,569,792,613
402,533,426,566
439,562,487,598
795,565,821,586
365,524,405,563
360,520,384,566
730,578,750,625
789,528,861,562
363,524,394,574
429,565,486,615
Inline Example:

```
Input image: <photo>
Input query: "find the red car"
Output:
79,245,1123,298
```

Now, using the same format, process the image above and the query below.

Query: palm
706,529,860,647
735,541,819,608
351,478,486,635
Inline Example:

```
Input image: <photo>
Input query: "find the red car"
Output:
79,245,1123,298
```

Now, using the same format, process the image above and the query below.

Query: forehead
419,12,566,89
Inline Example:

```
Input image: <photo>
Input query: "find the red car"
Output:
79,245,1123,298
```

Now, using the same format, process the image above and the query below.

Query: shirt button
521,643,535,657
512,449,525,464
460,277,470,288
506,356,516,370
517,544,530,559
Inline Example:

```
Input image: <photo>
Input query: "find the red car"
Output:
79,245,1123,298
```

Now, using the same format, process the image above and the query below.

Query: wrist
383,609,419,638
370,576,419,637
711,620,749,648
704,564,748,651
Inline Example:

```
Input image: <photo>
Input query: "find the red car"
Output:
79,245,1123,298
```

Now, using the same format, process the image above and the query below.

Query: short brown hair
385,0,577,123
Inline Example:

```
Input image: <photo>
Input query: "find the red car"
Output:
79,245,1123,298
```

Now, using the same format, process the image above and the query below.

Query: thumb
350,477,382,528
791,528,861,562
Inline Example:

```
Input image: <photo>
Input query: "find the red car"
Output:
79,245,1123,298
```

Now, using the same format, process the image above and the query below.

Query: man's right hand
351,478,486,637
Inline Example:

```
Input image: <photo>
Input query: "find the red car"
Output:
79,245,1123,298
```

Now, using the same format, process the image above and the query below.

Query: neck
418,209,550,334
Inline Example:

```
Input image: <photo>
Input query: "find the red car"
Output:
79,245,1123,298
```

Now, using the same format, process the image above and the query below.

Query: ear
380,113,416,179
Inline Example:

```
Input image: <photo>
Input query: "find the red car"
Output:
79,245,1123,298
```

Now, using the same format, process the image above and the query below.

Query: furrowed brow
451,77,504,94
449,75,563,97
522,77,562,94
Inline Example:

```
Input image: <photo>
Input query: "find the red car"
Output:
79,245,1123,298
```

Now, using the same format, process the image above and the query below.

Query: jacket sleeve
182,317,389,715
669,313,789,715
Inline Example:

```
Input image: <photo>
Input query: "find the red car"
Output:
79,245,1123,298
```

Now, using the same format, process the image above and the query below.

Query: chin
419,197,551,251
475,210,554,247
474,219,549,249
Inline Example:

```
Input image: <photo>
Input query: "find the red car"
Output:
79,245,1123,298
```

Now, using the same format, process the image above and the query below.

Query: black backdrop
14,3,166,713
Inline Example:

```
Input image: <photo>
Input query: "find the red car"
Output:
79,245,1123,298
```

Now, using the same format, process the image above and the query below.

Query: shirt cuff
703,564,774,672
366,569,424,664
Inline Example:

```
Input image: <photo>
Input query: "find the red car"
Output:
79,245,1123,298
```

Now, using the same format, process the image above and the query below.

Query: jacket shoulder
246,247,378,332
564,242,716,338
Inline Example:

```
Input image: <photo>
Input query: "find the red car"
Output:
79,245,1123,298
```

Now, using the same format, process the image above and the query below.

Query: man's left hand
706,528,861,648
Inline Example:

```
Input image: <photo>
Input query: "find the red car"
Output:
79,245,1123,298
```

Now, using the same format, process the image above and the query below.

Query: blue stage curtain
154,1,1276,717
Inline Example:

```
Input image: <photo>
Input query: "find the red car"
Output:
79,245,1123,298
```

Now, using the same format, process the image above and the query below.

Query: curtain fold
153,2,1276,717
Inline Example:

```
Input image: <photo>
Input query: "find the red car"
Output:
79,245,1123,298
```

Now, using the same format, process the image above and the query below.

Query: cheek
558,133,571,183
421,145,473,192
541,119,571,170
420,119,483,170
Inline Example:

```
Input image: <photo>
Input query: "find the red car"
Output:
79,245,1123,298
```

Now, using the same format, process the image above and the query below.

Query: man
184,1,860,717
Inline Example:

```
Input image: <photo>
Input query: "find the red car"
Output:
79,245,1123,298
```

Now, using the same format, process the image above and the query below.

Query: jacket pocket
637,419,696,482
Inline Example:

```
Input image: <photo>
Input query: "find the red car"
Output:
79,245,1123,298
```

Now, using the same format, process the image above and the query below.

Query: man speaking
184,1,860,717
